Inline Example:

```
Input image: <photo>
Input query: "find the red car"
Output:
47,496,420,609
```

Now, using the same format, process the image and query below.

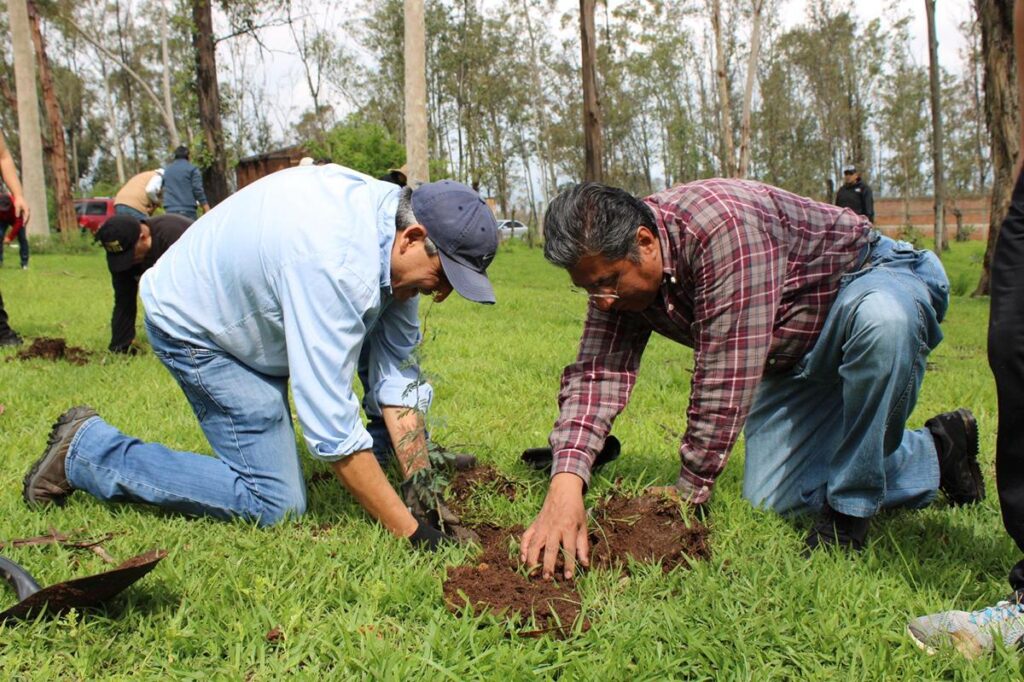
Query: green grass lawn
0,236,1020,678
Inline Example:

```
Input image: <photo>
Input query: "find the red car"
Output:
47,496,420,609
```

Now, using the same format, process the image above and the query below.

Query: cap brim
438,250,495,304
106,250,135,273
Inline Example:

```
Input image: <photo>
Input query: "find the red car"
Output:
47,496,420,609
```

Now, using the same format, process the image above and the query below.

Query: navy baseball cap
96,215,142,273
411,180,498,304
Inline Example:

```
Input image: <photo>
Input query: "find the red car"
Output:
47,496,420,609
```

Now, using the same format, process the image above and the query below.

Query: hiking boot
23,406,98,507
0,330,22,347
521,435,622,472
926,408,985,506
803,503,869,555
431,443,477,472
907,593,1024,658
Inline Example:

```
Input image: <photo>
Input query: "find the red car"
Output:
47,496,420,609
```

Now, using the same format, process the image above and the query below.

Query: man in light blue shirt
23,165,499,550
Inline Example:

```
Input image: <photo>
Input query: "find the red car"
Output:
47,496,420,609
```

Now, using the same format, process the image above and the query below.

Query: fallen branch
0,528,119,563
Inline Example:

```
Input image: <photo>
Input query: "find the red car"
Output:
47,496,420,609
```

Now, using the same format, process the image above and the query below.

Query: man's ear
636,225,658,254
399,224,427,252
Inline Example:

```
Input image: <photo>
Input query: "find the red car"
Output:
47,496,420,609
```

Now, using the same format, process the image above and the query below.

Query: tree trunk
7,0,49,237
519,0,556,202
161,0,176,147
404,0,429,186
100,59,126,185
28,1,74,240
973,0,1017,297
192,0,229,206
737,0,765,179
925,0,946,254
581,0,603,182
710,0,735,176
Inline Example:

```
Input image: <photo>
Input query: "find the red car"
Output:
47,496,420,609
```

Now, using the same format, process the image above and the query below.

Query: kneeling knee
251,496,307,527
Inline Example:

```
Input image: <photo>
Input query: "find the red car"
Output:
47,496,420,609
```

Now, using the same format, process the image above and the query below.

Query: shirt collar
377,186,400,291
646,198,679,284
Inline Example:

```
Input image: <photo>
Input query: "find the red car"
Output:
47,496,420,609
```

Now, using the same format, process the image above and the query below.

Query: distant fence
873,194,990,241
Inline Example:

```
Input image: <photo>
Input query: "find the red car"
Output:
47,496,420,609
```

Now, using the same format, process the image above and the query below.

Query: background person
0,193,28,269
520,179,981,580
0,126,30,346
162,146,209,219
113,169,164,219
835,164,875,223
23,168,498,552
95,213,192,354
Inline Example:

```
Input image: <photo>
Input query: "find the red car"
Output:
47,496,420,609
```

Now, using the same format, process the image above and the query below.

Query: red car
74,197,116,234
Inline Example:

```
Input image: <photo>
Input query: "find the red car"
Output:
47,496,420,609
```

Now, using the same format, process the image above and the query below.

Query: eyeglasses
571,274,620,302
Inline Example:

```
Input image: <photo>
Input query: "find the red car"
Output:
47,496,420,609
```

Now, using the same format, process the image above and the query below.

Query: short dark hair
543,183,656,268
173,145,189,160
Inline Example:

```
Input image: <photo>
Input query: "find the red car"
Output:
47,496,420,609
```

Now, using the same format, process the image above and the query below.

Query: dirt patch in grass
589,493,710,574
442,491,710,637
11,337,90,365
446,465,517,517
443,523,586,637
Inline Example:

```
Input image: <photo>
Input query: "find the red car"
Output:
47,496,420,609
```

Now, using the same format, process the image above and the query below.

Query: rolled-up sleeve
361,295,432,414
278,261,375,460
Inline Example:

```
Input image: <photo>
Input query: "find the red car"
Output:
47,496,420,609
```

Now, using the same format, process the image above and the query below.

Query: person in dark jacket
96,213,192,354
162,146,209,219
835,164,874,223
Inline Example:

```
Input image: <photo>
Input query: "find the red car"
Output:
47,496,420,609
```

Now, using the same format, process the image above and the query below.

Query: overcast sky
229,0,975,144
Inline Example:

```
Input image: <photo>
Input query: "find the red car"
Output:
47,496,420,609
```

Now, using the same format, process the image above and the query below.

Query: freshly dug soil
446,465,517,516
589,494,710,574
442,489,710,637
12,337,90,365
443,523,586,636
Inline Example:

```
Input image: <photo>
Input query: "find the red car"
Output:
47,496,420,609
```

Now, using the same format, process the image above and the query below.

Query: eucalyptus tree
878,39,929,227
973,0,1017,296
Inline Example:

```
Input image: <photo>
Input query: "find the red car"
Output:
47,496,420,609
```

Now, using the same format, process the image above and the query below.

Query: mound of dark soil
589,494,710,574
12,337,90,365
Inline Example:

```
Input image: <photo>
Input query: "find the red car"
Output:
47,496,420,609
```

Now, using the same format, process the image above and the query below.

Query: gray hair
396,186,438,256
543,183,657,268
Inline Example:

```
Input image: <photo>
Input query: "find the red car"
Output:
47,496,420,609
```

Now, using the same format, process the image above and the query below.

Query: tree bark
736,0,765,179
710,0,735,176
973,0,1017,296
925,0,946,254
7,0,49,237
404,0,429,186
581,0,603,182
193,0,229,205
28,1,75,240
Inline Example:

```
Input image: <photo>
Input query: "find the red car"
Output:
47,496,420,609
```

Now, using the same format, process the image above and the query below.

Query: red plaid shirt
550,179,872,503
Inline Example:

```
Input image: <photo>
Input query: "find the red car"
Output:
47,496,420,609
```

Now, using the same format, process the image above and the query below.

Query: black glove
408,518,449,551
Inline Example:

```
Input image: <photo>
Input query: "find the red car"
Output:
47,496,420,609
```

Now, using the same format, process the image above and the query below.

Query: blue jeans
64,319,307,526
114,204,148,220
742,235,948,518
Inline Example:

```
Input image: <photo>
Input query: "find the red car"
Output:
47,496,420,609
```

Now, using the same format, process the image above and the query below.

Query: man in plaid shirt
521,179,984,579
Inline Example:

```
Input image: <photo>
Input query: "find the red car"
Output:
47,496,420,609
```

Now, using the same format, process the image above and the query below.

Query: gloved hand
400,477,480,545
407,517,450,552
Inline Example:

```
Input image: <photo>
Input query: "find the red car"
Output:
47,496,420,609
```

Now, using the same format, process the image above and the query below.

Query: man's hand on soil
520,473,588,580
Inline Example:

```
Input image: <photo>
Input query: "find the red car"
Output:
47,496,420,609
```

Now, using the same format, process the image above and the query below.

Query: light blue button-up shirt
139,164,430,460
